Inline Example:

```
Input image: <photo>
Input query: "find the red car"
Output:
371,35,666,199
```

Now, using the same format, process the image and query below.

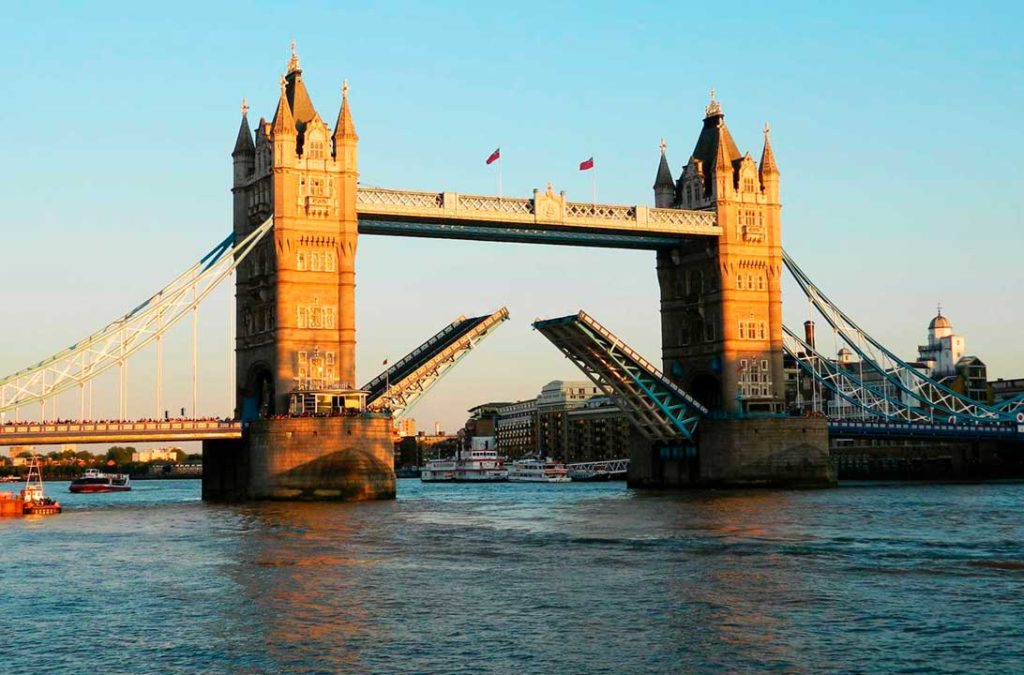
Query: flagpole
498,151,503,199
592,162,597,204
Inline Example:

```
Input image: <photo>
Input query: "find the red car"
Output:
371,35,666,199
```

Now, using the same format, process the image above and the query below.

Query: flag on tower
486,148,500,165
382,357,389,366
579,157,594,171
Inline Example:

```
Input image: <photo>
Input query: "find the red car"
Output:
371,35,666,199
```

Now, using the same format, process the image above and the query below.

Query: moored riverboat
69,469,131,493
508,458,571,483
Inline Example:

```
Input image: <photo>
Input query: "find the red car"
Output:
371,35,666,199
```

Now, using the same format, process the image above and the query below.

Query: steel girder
783,326,935,423
783,250,1010,423
533,311,707,443
363,307,510,416
0,218,274,416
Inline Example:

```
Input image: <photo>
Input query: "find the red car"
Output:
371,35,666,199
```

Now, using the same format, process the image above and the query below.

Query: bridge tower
206,44,394,501
644,92,833,488
655,91,783,415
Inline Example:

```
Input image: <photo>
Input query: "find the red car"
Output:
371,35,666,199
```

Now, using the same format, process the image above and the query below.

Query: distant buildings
394,418,417,438
476,380,637,462
132,447,185,463
788,308,998,417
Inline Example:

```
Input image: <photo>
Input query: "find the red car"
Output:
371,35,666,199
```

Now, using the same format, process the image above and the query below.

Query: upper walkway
356,186,720,249
0,419,242,446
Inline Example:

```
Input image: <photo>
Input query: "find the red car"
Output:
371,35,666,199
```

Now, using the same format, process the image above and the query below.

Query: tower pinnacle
705,87,722,118
287,40,300,74
334,79,357,142
759,121,779,175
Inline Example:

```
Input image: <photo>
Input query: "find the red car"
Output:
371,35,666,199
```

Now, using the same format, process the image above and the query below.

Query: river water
1,479,1022,673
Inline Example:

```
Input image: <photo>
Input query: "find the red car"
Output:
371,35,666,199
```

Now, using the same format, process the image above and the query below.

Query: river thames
2,479,1023,673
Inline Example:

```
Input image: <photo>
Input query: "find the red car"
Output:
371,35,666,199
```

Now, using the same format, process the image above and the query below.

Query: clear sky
1,1,1021,433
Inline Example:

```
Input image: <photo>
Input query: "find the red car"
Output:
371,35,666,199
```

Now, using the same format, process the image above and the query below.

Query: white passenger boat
420,448,508,483
507,458,571,483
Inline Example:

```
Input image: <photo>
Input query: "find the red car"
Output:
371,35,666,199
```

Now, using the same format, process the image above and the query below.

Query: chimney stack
804,320,816,350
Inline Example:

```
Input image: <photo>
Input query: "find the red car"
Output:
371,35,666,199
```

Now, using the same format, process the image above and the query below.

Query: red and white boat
69,469,132,493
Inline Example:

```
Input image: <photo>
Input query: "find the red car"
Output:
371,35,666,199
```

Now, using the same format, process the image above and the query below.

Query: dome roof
929,313,952,330
837,347,853,357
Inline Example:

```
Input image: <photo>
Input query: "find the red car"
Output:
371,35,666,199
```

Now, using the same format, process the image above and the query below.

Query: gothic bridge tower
231,43,359,420
654,91,782,415
208,44,394,502
639,91,832,489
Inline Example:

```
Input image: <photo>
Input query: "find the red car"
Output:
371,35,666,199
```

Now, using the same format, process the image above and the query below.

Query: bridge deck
356,187,720,249
533,311,707,443
0,420,242,446
363,308,509,415
829,420,1024,442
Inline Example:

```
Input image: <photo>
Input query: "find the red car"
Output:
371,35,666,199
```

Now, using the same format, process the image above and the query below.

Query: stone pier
628,417,835,489
203,416,395,501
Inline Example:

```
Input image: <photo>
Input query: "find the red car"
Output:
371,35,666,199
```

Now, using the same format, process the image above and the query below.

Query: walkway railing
356,187,719,236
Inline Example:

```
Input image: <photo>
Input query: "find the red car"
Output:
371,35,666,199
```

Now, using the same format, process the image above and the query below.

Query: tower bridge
3,45,1020,498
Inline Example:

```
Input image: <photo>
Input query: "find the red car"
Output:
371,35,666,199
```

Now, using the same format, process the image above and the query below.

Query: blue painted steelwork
533,311,707,443
829,420,1024,442
783,325,937,423
358,217,687,250
363,308,510,415
783,250,1013,423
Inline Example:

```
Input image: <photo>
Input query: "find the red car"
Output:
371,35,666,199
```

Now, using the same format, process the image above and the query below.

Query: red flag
382,357,389,366
579,157,594,171
486,148,500,165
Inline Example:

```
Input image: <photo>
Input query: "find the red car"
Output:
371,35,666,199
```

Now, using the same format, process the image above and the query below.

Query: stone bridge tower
231,43,359,420
208,45,394,502
654,92,783,415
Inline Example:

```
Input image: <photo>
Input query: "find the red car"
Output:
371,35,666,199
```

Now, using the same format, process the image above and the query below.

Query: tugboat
20,457,62,516
69,469,132,493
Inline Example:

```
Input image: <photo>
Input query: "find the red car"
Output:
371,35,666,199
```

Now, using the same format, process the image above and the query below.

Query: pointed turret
759,123,779,202
333,80,358,144
232,97,255,157
271,75,296,136
759,122,778,175
283,41,318,133
689,89,741,196
653,138,675,208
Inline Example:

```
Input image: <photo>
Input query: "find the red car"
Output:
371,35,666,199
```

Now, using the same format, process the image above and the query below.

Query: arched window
296,251,307,271
736,274,744,290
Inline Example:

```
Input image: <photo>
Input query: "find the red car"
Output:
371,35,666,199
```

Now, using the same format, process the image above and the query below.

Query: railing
356,187,719,236
0,419,241,440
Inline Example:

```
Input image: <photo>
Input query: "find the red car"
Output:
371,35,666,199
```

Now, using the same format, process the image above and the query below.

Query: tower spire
232,96,255,156
271,74,295,135
705,87,722,118
759,122,779,175
334,79,358,142
287,39,300,74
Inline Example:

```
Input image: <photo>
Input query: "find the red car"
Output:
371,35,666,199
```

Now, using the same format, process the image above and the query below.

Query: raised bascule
2,45,1022,498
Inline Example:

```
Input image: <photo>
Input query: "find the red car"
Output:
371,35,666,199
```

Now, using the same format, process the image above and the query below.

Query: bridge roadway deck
829,420,1024,442
356,187,721,249
0,420,242,446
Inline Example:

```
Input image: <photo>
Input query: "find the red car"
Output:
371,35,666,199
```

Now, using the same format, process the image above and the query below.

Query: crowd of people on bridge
1,416,234,427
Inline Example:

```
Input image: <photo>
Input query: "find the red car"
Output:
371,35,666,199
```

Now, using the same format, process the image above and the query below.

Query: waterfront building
565,396,638,463
132,448,185,463
990,377,1024,403
395,418,417,438
917,308,965,378
489,380,630,462
495,399,538,460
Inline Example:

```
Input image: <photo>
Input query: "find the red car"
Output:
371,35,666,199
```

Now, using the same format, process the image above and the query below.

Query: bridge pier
202,417,395,501
628,417,835,489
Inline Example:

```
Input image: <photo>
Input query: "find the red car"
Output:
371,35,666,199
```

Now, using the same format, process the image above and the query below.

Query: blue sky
1,1,1021,432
